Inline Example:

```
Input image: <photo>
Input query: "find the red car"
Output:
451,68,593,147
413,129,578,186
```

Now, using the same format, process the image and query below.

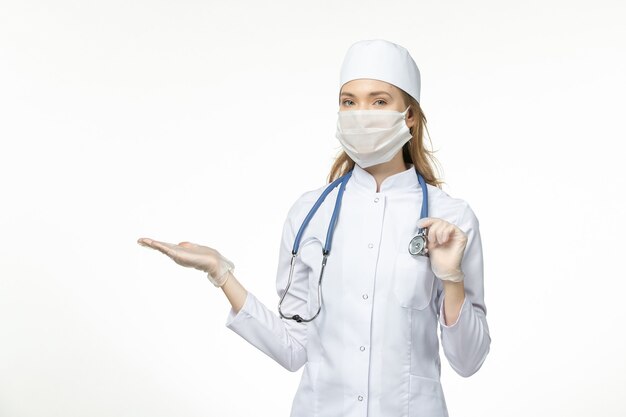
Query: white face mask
335,107,412,168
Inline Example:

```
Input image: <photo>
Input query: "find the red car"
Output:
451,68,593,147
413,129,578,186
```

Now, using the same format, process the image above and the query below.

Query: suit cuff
225,291,252,328
439,293,469,329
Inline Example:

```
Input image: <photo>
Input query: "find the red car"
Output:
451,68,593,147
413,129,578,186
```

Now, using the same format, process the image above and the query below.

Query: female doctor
137,39,491,417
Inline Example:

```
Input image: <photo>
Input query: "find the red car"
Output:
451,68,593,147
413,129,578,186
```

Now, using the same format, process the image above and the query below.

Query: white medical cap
339,39,421,103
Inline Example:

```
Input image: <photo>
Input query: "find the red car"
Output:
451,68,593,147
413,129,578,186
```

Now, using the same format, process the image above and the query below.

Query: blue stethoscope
278,166,429,323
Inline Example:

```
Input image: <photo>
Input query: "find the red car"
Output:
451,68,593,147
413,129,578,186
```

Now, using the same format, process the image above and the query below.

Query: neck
364,154,411,193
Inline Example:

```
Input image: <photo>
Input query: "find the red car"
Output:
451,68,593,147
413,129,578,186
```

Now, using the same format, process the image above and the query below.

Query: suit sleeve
437,202,491,377
224,200,309,372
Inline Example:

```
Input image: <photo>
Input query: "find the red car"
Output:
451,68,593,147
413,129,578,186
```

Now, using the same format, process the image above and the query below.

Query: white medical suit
225,163,491,417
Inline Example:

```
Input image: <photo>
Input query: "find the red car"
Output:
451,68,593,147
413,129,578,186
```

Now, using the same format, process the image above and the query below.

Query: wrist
442,279,465,299
436,267,464,283
210,267,234,288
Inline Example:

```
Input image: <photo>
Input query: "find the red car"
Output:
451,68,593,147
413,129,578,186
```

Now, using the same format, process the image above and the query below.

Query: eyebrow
340,91,393,98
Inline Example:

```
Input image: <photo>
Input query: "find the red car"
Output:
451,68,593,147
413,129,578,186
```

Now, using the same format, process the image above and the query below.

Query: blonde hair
326,90,445,189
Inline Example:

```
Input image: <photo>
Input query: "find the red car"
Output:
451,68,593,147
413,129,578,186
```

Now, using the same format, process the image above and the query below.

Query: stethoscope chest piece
408,228,429,256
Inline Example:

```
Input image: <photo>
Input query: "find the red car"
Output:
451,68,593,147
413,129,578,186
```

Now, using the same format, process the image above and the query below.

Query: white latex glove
416,217,468,283
137,238,235,287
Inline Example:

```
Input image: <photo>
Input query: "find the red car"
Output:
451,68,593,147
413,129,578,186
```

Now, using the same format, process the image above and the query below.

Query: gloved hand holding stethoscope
417,217,468,283
136,238,235,287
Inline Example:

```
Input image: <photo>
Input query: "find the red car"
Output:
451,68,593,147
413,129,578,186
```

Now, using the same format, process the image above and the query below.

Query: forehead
340,78,400,96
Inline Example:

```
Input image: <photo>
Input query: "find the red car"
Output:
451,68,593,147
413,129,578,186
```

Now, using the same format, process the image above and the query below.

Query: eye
342,99,355,106
373,99,387,106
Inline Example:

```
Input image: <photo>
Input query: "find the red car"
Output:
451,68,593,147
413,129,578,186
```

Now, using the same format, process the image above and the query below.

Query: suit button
360,346,365,351
362,294,368,299
374,197,379,203
368,243,374,248
358,395,364,401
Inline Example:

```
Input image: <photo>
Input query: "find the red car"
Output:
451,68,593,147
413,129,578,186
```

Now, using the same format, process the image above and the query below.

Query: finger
138,238,167,250
150,240,179,257
180,242,209,255
437,224,453,244
436,228,444,245
426,226,435,246
446,224,458,244
137,238,152,247
427,221,443,245
137,238,169,255
417,217,436,229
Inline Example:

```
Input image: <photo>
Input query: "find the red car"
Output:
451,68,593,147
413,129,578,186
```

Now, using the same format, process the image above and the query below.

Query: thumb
417,217,434,229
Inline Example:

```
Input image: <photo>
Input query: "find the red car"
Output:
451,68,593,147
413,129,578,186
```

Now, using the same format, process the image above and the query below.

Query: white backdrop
1,1,625,416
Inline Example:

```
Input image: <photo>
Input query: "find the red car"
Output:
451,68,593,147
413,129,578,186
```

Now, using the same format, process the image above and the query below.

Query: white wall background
1,1,625,416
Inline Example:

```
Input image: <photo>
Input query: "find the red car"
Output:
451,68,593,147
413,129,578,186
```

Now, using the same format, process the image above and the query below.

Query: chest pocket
392,251,436,310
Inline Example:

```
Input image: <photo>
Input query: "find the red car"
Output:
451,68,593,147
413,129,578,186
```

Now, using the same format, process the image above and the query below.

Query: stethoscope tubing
292,171,353,255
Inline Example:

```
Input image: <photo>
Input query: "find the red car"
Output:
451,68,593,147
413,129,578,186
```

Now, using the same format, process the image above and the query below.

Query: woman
137,39,491,417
